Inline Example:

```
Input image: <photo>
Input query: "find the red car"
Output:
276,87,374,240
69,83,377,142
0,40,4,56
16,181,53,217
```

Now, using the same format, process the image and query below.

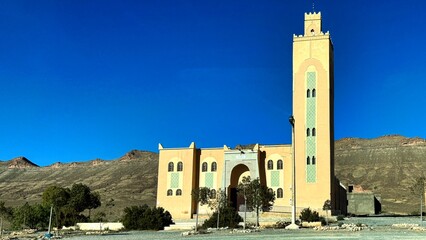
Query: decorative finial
312,0,315,13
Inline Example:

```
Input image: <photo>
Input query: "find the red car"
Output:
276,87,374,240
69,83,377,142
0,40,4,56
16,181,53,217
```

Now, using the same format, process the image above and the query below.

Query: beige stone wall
198,148,224,215
156,143,197,220
260,145,292,211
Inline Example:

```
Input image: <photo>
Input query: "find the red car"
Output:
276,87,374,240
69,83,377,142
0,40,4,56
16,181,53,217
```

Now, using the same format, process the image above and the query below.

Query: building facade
156,12,346,220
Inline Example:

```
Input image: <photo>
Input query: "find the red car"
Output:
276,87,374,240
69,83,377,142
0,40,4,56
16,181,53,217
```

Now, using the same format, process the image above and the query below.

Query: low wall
76,222,124,231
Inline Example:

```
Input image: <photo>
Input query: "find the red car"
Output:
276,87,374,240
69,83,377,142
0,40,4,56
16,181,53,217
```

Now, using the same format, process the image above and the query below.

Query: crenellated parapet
293,31,330,41
304,12,321,20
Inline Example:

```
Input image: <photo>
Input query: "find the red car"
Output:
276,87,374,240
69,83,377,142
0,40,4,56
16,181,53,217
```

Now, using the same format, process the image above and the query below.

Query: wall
347,192,376,215
76,222,124,231
156,143,197,220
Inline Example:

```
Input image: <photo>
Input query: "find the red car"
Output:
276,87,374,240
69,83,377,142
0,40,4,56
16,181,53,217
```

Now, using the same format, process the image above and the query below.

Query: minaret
292,12,335,211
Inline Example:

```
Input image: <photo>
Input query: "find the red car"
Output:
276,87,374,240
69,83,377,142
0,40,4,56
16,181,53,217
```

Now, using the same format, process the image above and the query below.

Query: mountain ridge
0,135,425,216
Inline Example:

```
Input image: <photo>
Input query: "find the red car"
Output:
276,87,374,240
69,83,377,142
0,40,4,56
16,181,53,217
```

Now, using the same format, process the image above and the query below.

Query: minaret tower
292,12,335,211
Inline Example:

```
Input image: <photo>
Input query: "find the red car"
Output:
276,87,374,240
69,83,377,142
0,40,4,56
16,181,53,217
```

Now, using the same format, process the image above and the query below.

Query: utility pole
286,116,299,229
243,189,247,230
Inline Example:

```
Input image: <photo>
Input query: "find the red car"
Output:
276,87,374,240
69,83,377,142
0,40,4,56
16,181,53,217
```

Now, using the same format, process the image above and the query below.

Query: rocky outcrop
7,157,39,169
118,150,157,162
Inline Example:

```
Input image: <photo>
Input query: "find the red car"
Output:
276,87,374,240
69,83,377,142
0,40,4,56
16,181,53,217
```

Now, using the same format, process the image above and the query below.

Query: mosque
156,12,347,220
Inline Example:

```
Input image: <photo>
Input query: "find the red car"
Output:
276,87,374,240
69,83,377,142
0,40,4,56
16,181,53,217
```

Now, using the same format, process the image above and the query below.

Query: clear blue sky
1,1,425,166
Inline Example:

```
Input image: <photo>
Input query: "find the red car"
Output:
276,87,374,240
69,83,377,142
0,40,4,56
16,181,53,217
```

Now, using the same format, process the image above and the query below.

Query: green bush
299,208,320,222
122,204,173,230
202,205,242,229
336,215,345,221
320,217,326,226
274,220,290,229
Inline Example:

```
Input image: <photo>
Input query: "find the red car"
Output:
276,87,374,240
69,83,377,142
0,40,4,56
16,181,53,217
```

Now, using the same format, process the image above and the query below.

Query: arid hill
0,150,158,220
0,135,425,218
335,135,426,214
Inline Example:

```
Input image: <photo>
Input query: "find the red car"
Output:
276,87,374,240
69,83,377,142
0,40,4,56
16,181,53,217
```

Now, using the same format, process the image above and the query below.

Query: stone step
164,222,196,231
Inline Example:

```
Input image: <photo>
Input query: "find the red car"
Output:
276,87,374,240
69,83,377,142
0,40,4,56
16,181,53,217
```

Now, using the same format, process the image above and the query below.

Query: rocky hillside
335,135,426,214
0,150,158,220
0,135,425,217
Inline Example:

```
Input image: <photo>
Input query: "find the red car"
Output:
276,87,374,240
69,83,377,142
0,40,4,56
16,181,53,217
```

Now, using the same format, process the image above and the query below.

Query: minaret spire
312,0,315,12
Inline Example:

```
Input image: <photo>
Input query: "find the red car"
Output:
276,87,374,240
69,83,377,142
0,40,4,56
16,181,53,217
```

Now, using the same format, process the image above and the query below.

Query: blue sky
0,1,425,166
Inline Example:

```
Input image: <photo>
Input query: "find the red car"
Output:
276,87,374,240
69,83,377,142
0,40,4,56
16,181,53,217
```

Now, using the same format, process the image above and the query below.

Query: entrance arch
228,164,250,210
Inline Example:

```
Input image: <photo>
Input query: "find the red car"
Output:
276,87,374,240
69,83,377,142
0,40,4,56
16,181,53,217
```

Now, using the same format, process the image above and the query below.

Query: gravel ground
5,217,424,240
65,217,426,240
65,228,426,240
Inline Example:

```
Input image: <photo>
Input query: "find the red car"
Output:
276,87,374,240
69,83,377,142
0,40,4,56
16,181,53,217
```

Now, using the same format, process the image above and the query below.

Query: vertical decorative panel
205,172,214,188
271,171,280,187
306,165,316,183
170,172,180,188
306,71,317,183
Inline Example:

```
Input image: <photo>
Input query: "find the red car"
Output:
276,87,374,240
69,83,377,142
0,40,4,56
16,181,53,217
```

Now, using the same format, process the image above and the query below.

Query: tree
207,189,227,229
0,202,13,237
237,176,275,227
410,176,425,224
11,203,50,230
69,183,101,219
42,186,70,229
322,199,331,226
87,192,101,219
69,183,92,212
191,187,210,232
42,184,101,228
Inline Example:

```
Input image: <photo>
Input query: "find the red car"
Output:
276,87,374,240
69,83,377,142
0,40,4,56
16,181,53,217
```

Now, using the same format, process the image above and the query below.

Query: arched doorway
228,164,250,211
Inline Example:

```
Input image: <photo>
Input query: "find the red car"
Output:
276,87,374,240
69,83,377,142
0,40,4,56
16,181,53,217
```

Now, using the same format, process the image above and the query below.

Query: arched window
312,156,316,165
307,156,310,165
267,160,273,170
307,128,310,136
307,89,311,98
312,88,316,97
277,188,283,198
202,162,208,172
168,162,174,172
210,189,217,199
277,159,283,170
167,189,173,196
268,188,274,195
176,189,182,196
211,162,217,172
312,128,316,136
177,161,183,172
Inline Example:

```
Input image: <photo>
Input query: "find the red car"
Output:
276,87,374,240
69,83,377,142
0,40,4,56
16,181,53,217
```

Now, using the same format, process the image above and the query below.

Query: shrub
320,217,327,226
202,205,243,229
122,204,173,230
336,215,345,221
299,208,320,222
274,220,290,229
